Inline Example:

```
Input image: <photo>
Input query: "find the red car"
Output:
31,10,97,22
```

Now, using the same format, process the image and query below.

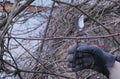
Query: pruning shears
72,15,104,78
74,15,104,47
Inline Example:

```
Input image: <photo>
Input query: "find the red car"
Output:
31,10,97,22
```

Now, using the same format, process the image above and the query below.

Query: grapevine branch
3,32,120,41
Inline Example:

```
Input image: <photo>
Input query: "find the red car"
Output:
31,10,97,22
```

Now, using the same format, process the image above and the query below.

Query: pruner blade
75,15,84,31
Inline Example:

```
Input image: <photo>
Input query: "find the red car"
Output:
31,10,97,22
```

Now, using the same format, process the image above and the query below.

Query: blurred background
0,0,119,79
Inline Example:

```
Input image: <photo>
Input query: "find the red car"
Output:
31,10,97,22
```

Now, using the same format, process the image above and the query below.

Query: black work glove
67,45,116,78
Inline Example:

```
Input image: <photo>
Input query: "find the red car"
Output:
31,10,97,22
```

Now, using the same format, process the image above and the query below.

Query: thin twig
38,1,55,53
4,46,23,79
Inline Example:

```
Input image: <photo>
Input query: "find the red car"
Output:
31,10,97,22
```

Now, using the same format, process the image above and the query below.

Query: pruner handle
72,50,77,68
72,40,79,68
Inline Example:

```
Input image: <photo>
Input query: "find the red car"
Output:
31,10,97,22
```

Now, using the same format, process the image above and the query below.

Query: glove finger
76,53,92,64
68,45,77,54
77,45,94,53
82,57,94,68
75,57,93,68
67,54,74,62
77,45,88,52
72,65,83,72
67,62,73,68
77,52,83,58
76,59,82,65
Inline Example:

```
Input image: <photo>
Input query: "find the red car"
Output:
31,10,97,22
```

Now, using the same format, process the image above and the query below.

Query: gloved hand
67,45,116,78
